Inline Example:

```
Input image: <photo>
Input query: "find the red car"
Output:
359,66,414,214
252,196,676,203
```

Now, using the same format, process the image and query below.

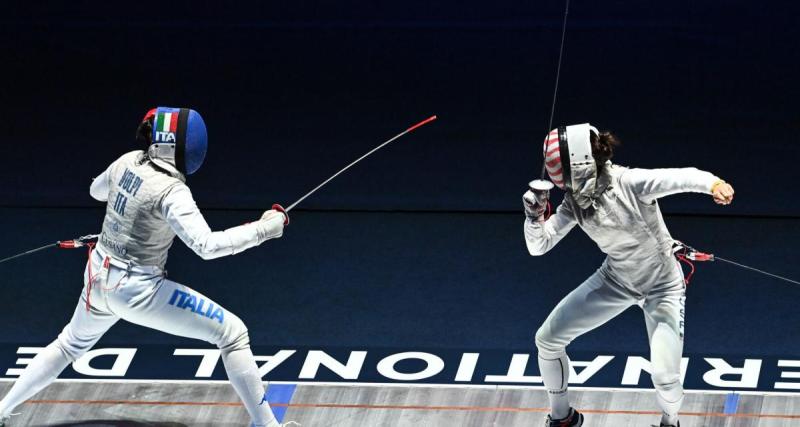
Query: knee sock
0,341,71,417
650,323,684,426
222,347,279,427
656,385,683,425
538,354,571,419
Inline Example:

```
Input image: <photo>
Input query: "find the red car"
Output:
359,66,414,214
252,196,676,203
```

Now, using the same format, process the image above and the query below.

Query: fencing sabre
283,115,437,212
530,0,571,195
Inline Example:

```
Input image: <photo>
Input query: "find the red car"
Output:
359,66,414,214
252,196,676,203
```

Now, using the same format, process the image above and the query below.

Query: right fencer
523,124,735,427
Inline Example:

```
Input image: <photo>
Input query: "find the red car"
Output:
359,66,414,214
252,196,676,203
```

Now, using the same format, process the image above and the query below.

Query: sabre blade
285,115,438,212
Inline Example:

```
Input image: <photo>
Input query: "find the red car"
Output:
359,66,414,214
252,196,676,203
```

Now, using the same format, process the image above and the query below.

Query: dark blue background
1,1,798,374
1,0,798,214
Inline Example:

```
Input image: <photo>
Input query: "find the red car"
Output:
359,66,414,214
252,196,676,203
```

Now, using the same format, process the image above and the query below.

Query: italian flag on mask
155,111,179,133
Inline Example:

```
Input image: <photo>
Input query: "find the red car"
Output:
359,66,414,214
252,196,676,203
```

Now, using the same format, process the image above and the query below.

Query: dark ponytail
136,116,154,146
590,130,621,170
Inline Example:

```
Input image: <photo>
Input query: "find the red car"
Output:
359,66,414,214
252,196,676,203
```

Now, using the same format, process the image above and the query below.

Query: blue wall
1,208,798,357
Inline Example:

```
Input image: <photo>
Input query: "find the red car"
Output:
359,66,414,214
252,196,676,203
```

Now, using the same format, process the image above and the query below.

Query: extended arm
162,185,285,260
524,198,578,256
621,167,723,205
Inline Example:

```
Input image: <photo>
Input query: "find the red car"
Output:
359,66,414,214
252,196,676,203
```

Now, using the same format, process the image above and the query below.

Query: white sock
656,389,683,426
222,347,279,427
0,342,71,417
538,354,571,420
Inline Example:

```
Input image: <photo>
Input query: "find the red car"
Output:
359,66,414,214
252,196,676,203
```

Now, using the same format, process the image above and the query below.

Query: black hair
590,130,621,170
136,116,154,146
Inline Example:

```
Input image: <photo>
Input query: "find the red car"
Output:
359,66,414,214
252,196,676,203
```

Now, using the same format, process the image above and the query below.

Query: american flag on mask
543,129,565,189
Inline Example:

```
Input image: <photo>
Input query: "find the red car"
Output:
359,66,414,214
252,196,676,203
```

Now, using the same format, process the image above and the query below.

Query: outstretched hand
271,203,290,225
712,181,734,205
261,204,289,226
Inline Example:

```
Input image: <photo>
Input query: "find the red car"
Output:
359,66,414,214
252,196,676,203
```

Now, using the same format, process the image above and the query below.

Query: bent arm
621,167,720,204
524,200,578,256
162,185,283,260
90,166,112,202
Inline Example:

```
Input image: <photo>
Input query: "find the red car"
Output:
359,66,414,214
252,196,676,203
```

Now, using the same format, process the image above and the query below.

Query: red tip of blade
406,115,438,133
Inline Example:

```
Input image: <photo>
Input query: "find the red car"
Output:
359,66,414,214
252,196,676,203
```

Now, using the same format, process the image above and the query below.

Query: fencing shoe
0,412,19,426
545,407,583,426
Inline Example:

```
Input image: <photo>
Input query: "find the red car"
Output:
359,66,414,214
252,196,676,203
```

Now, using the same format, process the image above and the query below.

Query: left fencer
0,107,287,427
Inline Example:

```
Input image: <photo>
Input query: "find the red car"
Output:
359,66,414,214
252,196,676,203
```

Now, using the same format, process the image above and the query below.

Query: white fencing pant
535,268,685,420
0,248,279,426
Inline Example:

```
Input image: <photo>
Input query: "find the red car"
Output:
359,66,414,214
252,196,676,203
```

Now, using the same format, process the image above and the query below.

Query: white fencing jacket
91,151,283,269
525,163,719,294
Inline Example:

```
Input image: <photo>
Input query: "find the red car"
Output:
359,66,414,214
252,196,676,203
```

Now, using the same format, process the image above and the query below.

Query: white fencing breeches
0,249,278,426
56,250,251,360
535,267,686,416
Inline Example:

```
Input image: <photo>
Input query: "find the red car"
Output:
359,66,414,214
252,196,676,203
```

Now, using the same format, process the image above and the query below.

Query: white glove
256,209,286,242
523,190,548,220
260,209,285,222
268,203,289,225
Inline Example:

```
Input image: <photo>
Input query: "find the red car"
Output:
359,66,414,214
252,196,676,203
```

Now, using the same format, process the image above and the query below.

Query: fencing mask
141,107,208,175
543,123,601,208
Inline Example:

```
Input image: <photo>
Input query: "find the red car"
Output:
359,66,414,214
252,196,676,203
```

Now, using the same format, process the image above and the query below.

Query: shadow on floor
33,421,188,427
